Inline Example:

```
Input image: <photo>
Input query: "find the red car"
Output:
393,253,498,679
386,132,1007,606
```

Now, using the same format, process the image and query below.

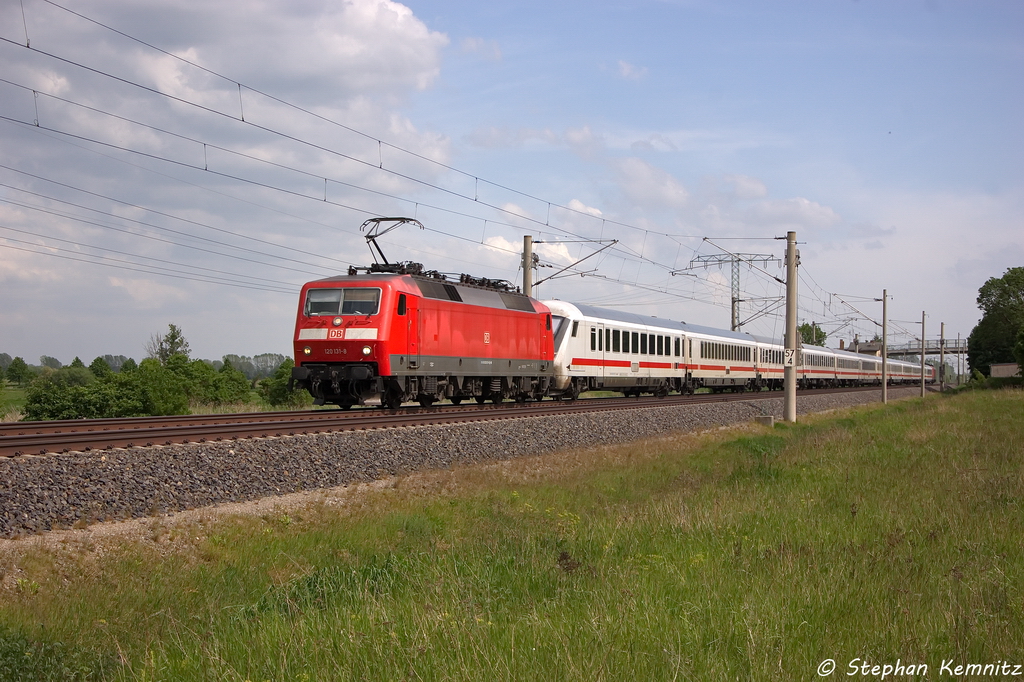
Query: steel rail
0,386,889,458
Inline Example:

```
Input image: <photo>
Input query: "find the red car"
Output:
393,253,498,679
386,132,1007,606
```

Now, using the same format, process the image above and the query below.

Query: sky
0,0,1021,366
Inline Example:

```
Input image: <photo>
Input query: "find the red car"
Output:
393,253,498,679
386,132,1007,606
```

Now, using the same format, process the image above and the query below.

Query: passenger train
291,262,933,409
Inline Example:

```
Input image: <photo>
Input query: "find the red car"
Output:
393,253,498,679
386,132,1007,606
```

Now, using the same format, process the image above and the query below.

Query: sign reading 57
784,349,796,367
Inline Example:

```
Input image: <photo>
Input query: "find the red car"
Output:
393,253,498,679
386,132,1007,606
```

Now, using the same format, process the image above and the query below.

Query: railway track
0,386,890,458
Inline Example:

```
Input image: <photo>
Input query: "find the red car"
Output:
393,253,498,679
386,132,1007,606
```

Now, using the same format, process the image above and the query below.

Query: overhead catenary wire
0,240,295,294
0,34,706,275
0,1,912,339
0,224,302,289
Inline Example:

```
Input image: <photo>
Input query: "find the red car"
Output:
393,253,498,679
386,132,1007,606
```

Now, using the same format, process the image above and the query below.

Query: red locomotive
291,220,555,408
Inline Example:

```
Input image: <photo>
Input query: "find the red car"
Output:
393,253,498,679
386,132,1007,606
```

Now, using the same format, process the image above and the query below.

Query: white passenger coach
544,301,932,398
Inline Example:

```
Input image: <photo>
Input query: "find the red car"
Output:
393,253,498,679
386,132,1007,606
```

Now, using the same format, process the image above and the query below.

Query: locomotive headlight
332,317,342,326
303,346,312,356
361,345,372,356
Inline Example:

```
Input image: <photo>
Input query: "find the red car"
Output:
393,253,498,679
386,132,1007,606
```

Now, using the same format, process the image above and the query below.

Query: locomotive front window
304,288,381,316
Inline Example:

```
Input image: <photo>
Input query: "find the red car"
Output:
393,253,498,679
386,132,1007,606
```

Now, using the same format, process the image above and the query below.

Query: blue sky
0,0,1020,364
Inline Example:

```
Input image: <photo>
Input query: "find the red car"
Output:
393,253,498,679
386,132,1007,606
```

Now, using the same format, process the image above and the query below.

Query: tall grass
1,389,1022,680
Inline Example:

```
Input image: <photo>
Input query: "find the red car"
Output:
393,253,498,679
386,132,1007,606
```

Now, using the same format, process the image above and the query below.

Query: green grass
0,384,26,421
1,389,1022,680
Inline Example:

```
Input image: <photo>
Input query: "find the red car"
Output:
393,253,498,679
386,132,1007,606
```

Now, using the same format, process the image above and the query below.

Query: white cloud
465,126,560,149
535,241,575,265
462,37,502,61
564,125,606,159
615,157,689,210
750,197,841,229
108,276,189,307
567,199,602,217
723,174,768,200
617,60,648,80
91,0,448,110
482,235,517,253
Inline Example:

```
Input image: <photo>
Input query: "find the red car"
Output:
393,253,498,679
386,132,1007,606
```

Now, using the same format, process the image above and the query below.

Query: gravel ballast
0,388,924,537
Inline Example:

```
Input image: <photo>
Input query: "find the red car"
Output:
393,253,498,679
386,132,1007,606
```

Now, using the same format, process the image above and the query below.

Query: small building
990,363,1022,378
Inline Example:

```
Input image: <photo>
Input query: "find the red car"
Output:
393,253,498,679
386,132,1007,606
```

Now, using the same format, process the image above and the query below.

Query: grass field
0,384,25,422
0,388,1021,680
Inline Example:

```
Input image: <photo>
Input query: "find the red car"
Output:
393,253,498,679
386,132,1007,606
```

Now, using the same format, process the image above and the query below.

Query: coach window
654,335,661,356
622,331,629,353
612,329,620,353
598,328,603,351
571,321,579,337
397,294,407,316
631,332,639,354
605,329,611,352
640,334,648,354
591,327,596,351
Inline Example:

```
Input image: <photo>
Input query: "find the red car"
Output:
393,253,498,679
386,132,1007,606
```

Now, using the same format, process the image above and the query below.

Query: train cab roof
304,273,546,314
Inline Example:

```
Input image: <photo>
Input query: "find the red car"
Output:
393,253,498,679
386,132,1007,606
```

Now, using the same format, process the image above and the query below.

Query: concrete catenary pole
522,235,533,297
920,311,926,398
784,231,798,423
882,289,888,405
940,322,946,392
957,332,962,385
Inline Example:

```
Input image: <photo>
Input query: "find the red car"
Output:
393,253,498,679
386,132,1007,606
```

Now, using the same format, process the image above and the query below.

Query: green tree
967,266,1024,376
799,322,827,347
215,362,254,403
89,356,113,378
1014,325,1024,373
22,367,97,420
253,353,287,379
69,356,86,369
137,358,190,415
6,357,33,387
259,359,313,408
23,370,150,420
39,355,62,369
120,357,138,373
101,354,131,372
145,324,191,364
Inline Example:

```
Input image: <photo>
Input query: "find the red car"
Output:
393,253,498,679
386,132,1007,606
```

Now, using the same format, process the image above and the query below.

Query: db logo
328,329,345,339
483,332,491,344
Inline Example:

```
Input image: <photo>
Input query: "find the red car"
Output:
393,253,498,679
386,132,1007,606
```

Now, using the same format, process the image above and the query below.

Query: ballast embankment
1,387,922,537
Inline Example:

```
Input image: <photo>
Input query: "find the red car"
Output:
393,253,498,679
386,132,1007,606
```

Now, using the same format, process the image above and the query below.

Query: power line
0,240,295,294
0,186,342,278
0,224,301,289
1,2,865,332
0,30,706,275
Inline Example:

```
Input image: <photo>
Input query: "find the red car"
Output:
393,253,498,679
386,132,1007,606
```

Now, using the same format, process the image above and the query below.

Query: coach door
590,323,606,385
405,295,420,370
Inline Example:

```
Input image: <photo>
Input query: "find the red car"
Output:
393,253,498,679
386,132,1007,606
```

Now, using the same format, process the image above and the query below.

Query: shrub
259,359,312,408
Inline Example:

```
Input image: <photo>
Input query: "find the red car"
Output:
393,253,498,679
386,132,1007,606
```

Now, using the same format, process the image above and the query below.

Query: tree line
967,266,1024,377
1,324,310,420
